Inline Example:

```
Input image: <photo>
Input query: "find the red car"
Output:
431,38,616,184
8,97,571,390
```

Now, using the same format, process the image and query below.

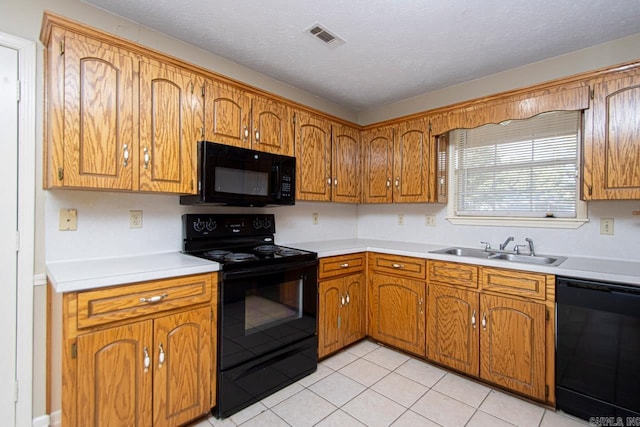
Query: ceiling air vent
306,24,345,47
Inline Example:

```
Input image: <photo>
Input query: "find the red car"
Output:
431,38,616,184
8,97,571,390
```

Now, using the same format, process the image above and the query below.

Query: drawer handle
481,312,487,330
139,293,168,304
143,347,150,371
345,292,350,305
340,263,349,268
471,310,476,329
158,343,165,367
340,294,345,307
391,263,404,269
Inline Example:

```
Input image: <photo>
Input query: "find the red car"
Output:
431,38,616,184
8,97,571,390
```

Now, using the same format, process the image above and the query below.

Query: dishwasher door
556,277,640,420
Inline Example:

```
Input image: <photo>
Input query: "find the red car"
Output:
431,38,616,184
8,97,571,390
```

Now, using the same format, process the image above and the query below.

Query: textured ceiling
84,0,640,112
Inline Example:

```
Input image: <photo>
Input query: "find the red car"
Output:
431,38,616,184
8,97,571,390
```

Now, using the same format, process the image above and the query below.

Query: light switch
600,218,614,235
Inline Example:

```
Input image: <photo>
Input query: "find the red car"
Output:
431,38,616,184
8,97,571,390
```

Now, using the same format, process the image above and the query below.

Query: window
448,110,587,228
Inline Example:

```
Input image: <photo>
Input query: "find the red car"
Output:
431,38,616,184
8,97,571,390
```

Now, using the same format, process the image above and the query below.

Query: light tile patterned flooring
190,340,588,427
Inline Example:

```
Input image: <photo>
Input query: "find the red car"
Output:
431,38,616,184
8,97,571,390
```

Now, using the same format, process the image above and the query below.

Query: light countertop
46,252,220,293
285,238,640,286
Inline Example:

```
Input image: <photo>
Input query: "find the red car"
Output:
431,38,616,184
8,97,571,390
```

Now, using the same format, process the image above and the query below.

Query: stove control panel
183,214,276,238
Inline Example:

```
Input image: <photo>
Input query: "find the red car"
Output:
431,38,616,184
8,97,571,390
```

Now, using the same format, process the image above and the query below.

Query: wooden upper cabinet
362,126,394,203
479,293,546,400
204,79,252,148
76,320,153,427
46,29,136,190
139,59,203,194
295,111,332,201
583,72,640,199
332,123,361,203
394,118,429,202
251,95,294,156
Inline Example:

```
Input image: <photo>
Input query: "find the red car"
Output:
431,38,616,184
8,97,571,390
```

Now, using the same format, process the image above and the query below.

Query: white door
0,44,18,425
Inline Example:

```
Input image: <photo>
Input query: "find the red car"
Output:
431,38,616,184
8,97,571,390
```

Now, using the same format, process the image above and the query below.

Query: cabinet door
318,278,342,358
342,272,366,347
76,321,153,427
153,307,211,427
584,73,640,199
204,80,251,148
427,284,479,376
62,32,135,190
362,127,394,203
393,118,429,202
479,294,546,400
252,95,293,155
369,273,426,356
139,59,203,194
332,123,361,203
295,111,332,201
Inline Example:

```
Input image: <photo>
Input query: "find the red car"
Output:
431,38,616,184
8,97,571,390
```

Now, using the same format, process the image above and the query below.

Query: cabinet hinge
210,308,213,321
191,179,194,192
588,185,593,196
57,167,64,181
428,121,432,133
545,384,549,398
71,342,77,359
201,85,205,97
292,112,296,125
545,308,550,321
200,127,205,138
59,40,65,55
590,89,594,100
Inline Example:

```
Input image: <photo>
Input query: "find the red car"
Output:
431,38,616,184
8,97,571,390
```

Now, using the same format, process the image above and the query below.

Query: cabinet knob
418,298,423,314
340,294,345,307
340,263,349,268
327,177,332,186
143,347,150,371
391,263,404,269
395,177,400,188
255,125,260,141
158,343,165,366
143,147,150,169
123,144,130,167
386,178,391,189
345,292,350,305
481,313,487,330
334,178,338,187
471,310,476,328
244,126,249,141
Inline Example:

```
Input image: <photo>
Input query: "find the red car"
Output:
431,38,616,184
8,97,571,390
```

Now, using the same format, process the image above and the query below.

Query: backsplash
45,190,639,262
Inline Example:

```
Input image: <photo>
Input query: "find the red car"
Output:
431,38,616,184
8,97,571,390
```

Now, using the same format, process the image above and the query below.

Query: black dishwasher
556,277,640,421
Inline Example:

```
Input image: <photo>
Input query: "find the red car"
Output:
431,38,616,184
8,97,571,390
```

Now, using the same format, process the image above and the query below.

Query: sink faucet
525,237,535,256
499,236,514,251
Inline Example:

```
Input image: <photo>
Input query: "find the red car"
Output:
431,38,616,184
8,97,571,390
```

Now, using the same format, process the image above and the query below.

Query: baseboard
32,414,50,427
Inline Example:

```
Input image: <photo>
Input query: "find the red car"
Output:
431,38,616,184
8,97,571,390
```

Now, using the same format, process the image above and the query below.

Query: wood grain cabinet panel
318,260,366,359
394,118,429,202
480,267,547,300
368,272,426,357
332,123,361,203
583,72,640,199
370,253,426,280
139,59,203,194
427,284,479,376
318,253,365,279
295,111,333,201
362,127,394,203
479,294,546,400
251,95,294,156
204,79,252,148
46,29,136,190
428,261,478,288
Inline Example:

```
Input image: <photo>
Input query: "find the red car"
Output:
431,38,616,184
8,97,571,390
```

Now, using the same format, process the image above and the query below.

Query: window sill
446,216,589,229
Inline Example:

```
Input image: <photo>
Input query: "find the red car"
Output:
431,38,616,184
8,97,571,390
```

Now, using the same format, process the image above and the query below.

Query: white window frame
446,111,588,229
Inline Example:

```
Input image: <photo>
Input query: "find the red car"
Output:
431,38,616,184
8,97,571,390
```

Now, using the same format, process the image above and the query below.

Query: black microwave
180,141,296,207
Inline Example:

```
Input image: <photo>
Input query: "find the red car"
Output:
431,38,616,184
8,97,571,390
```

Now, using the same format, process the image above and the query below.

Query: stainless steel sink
430,246,567,266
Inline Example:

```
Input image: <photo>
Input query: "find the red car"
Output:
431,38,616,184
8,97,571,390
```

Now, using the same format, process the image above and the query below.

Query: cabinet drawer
369,253,426,279
319,253,366,279
480,267,547,300
428,261,478,288
77,273,214,328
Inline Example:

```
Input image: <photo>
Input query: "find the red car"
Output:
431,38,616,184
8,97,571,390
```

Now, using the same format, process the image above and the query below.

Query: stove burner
254,244,280,255
277,247,304,256
203,250,231,259
225,253,258,262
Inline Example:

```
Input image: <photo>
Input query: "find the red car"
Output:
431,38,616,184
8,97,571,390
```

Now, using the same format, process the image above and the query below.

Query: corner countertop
46,252,220,293
285,238,640,286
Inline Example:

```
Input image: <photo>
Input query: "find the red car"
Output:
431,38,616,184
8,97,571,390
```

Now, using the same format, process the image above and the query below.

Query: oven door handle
222,259,318,280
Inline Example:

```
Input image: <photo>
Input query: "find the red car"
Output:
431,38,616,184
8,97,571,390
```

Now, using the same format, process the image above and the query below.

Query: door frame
0,31,36,427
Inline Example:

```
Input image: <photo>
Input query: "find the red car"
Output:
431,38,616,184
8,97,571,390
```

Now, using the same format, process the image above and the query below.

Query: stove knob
253,218,264,230
193,219,205,232
205,219,217,232
263,217,272,229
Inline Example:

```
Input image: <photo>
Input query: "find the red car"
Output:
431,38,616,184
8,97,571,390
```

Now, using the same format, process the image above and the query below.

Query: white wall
357,201,640,262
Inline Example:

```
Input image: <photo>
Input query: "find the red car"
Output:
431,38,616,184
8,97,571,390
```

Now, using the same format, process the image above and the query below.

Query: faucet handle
514,244,526,255
480,241,491,251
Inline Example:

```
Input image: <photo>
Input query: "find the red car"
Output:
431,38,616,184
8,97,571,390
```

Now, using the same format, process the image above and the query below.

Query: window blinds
453,111,580,218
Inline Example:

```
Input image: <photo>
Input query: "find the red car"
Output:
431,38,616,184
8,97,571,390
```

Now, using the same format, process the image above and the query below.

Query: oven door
219,259,318,370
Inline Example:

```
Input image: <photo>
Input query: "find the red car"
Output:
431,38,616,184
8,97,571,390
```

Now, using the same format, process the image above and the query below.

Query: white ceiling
84,0,640,112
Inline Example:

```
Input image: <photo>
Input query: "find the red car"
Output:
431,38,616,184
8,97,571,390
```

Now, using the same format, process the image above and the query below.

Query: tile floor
189,340,589,427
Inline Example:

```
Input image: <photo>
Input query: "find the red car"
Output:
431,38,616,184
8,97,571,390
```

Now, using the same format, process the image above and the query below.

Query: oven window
215,166,269,196
244,278,302,334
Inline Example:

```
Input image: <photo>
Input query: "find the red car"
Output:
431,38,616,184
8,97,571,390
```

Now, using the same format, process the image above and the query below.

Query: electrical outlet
398,214,404,226
425,215,436,226
130,210,143,228
600,218,614,235
312,212,319,225
59,209,77,231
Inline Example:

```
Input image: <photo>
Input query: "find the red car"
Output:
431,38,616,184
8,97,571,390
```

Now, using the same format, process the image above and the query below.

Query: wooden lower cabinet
479,293,546,400
318,254,366,358
368,273,426,357
427,283,479,376
49,273,217,427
